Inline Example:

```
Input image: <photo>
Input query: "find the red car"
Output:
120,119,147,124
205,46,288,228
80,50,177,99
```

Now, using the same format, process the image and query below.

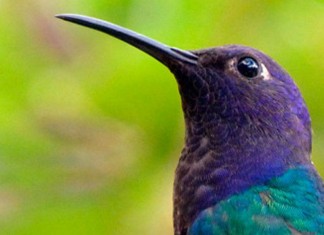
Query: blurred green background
0,1,323,234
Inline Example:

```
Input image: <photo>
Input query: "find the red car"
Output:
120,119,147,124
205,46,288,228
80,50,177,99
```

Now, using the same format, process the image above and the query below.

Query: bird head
56,14,312,179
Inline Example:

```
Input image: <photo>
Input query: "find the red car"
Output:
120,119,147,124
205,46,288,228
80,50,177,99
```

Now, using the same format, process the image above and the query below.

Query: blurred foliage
0,0,323,234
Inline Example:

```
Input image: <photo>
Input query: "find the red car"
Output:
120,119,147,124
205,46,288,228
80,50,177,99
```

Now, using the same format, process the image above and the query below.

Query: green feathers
189,166,324,235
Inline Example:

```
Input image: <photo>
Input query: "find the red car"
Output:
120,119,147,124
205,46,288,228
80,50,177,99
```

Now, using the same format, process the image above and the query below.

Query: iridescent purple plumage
56,15,324,235
171,46,314,234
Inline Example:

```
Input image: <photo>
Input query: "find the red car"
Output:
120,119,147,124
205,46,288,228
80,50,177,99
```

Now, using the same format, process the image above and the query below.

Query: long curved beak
56,14,198,65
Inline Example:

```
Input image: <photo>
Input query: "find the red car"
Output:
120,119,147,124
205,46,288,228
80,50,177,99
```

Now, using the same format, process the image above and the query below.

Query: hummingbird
56,14,324,235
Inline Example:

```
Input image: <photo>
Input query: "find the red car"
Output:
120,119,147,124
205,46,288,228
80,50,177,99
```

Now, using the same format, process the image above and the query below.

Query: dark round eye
237,57,259,78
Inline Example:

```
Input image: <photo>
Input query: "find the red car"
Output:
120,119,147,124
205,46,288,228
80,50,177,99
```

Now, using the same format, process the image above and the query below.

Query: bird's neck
183,114,311,183
174,113,312,233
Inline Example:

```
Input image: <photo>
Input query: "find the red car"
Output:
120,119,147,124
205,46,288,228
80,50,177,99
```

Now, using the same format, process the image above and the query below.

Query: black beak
56,14,198,66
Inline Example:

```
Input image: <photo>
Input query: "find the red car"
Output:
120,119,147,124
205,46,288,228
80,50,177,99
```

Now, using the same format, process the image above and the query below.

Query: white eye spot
229,59,235,68
261,64,271,80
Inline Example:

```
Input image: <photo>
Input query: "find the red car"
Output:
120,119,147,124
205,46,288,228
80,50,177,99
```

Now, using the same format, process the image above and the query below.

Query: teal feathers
189,166,324,235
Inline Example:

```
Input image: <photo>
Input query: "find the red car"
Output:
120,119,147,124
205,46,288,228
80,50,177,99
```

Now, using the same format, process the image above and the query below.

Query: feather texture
189,166,324,234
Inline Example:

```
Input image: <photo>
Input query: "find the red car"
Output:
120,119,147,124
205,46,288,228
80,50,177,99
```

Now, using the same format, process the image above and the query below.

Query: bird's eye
237,57,260,78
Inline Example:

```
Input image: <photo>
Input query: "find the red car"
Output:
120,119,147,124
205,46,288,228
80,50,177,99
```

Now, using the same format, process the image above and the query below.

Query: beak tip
55,14,65,19
55,14,76,21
